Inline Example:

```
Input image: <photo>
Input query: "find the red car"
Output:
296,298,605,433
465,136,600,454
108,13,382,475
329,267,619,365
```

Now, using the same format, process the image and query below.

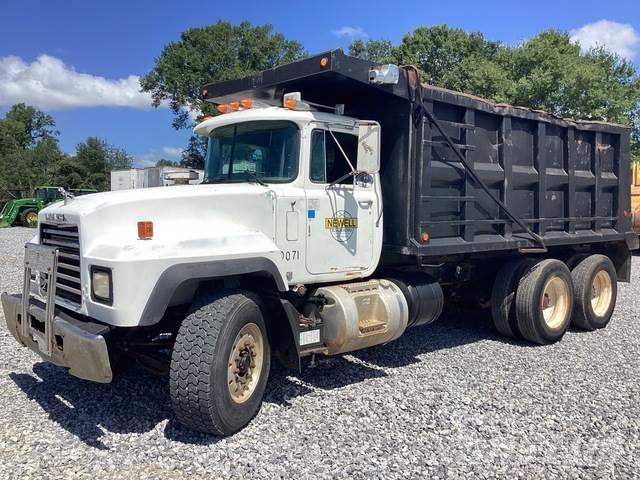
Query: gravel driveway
0,227,638,479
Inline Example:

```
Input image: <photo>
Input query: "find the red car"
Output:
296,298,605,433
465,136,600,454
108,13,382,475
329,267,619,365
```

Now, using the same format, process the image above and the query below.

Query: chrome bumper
1,243,113,383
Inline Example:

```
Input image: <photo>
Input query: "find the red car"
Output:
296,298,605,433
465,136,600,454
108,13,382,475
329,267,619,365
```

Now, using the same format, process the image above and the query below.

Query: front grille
41,223,82,306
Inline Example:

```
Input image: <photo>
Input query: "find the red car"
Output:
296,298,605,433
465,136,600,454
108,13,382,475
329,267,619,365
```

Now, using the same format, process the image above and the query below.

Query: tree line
141,21,640,167
0,104,132,202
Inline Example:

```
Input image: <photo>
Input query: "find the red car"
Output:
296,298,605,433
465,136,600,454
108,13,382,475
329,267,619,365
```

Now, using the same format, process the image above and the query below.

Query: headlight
91,266,112,304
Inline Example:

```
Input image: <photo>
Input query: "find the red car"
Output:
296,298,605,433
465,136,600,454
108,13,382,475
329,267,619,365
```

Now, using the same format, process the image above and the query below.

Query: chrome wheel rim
227,323,264,404
541,275,570,329
591,270,613,317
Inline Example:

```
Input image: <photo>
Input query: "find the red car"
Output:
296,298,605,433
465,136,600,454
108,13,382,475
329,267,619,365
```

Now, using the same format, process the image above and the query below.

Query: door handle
358,200,373,208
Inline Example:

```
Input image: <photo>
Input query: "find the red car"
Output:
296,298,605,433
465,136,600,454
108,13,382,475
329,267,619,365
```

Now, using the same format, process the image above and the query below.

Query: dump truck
2,50,637,436
0,187,96,228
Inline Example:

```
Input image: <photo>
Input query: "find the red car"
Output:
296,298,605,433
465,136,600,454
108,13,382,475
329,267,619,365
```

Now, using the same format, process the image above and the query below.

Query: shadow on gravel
8,362,206,448
8,306,518,447
264,306,523,405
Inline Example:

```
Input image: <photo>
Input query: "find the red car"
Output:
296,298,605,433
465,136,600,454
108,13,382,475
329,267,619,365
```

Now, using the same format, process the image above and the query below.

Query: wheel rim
26,211,38,227
227,322,264,404
541,275,570,329
591,270,613,317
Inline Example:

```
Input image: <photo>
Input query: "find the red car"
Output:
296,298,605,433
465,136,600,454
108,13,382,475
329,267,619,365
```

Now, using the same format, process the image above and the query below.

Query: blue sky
1,0,639,166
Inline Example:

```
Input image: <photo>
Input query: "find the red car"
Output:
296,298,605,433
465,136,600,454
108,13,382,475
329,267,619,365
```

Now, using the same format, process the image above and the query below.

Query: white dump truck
2,50,637,435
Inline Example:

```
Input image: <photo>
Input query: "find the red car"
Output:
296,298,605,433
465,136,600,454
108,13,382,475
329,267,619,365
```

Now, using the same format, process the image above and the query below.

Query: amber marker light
320,56,329,68
217,104,230,114
138,221,154,240
422,232,430,242
229,101,240,111
284,98,297,109
240,98,253,109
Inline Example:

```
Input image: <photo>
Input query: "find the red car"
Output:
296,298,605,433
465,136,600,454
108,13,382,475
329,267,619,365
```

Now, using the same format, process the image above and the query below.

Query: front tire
170,289,270,435
571,255,617,331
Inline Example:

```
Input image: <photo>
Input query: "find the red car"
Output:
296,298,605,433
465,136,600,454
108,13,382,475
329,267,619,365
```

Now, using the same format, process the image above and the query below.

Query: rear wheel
170,289,270,435
491,258,535,338
515,259,574,345
20,208,38,228
571,255,617,331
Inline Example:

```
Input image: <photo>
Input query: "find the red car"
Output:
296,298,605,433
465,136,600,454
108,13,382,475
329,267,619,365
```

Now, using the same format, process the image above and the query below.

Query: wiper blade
242,170,268,187
202,175,228,184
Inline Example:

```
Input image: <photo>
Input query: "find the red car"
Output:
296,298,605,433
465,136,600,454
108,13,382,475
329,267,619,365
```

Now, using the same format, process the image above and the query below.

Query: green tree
52,158,87,190
350,26,640,158
0,104,63,197
141,20,305,131
1,103,57,150
348,39,397,63
73,137,133,190
155,158,179,167
108,146,133,171
180,135,207,169
394,25,501,87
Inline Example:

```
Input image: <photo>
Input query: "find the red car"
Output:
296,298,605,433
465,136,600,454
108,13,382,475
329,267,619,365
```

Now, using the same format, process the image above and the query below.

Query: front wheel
170,289,270,435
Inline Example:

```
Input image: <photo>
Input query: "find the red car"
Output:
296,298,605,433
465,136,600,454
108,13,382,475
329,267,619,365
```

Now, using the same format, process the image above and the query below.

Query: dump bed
201,50,637,260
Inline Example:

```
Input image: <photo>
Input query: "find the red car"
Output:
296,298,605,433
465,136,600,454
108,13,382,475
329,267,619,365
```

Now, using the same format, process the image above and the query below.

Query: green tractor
0,186,97,228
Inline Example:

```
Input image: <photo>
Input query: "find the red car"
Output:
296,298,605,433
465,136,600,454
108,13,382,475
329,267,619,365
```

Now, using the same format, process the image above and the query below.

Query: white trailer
111,167,203,191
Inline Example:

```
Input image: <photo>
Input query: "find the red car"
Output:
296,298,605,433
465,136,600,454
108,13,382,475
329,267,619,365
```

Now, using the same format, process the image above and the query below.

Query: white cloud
570,20,640,59
133,146,183,168
332,26,368,40
161,147,184,158
0,54,159,110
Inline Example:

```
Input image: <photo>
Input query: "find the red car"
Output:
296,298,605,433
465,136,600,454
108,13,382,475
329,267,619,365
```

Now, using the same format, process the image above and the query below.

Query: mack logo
44,213,67,223
325,211,357,242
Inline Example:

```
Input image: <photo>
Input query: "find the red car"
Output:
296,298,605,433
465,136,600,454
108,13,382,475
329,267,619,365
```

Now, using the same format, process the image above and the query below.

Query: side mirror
357,122,380,174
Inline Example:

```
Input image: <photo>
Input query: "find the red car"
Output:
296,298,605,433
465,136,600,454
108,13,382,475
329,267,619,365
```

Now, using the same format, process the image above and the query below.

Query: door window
309,129,357,184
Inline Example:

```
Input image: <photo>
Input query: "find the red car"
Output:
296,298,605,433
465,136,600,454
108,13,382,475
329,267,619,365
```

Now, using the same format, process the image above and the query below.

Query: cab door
304,126,378,275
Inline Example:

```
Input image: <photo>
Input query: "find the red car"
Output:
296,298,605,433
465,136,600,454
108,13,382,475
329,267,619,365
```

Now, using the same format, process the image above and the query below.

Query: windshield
204,120,299,184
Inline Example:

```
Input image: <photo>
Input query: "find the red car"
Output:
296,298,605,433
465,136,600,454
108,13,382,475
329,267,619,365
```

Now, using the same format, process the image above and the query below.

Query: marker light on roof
283,92,312,111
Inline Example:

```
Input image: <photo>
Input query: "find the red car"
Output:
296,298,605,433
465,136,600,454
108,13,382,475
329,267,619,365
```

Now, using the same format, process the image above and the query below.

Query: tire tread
169,289,261,435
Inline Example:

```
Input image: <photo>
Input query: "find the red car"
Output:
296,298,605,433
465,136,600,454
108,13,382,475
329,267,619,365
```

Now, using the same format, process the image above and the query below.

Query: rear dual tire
491,255,617,344
571,255,617,331
514,259,573,344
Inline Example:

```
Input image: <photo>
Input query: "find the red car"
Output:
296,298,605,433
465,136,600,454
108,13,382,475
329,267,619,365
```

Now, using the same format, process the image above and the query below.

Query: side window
309,129,357,184
310,130,326,182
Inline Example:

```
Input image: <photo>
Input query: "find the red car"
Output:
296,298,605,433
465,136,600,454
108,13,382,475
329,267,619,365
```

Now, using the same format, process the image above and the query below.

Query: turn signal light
138,221,153,240
229,101,240,111
217,104,230,114
240,98,253,108
284,98,297,109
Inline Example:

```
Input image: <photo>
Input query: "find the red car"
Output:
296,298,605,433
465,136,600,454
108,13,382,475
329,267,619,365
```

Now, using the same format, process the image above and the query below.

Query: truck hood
39,184,278,261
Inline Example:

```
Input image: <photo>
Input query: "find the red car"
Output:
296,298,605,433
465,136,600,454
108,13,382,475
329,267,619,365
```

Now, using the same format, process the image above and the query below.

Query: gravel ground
0,226,639,479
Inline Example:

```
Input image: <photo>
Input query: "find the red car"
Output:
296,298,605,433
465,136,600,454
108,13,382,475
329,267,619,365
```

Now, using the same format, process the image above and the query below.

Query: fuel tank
305,279,408,355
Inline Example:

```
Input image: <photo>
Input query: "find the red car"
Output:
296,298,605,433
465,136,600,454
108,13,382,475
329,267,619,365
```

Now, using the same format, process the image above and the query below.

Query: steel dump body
201,50,635,260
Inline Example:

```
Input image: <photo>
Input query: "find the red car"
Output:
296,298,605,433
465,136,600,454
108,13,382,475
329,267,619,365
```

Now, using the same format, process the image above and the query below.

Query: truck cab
193,104,383,283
